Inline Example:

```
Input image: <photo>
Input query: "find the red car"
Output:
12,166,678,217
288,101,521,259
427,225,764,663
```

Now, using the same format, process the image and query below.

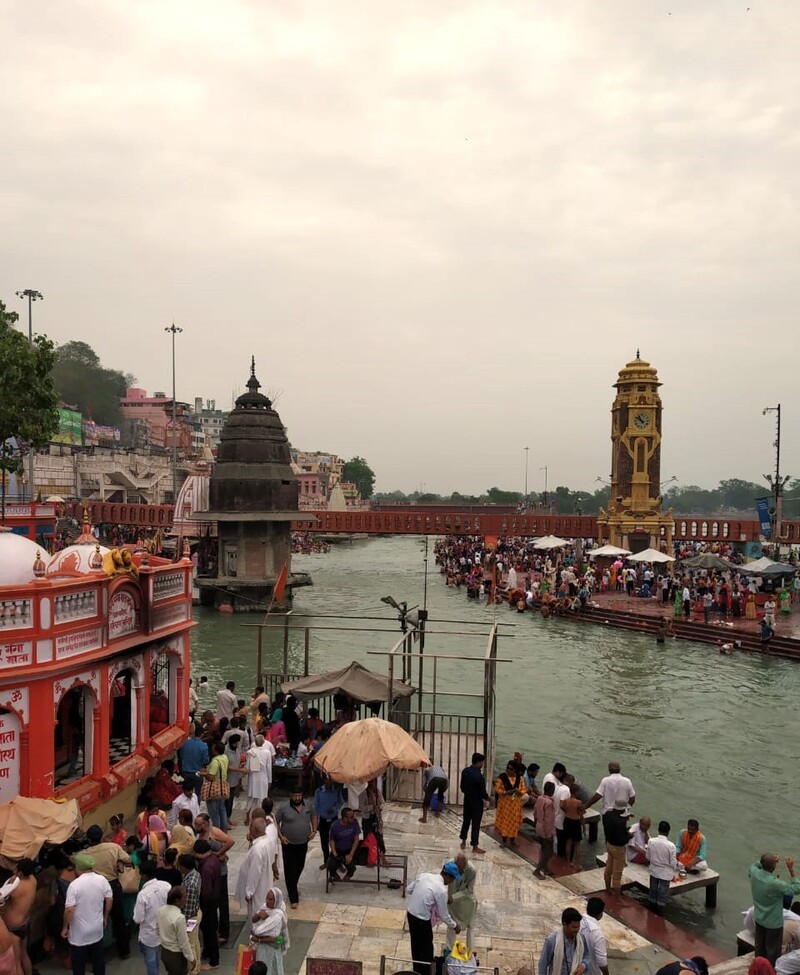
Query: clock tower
597,352,674,552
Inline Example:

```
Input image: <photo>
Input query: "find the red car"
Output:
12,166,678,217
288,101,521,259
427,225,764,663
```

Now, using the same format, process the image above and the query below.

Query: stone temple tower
196,358,314,611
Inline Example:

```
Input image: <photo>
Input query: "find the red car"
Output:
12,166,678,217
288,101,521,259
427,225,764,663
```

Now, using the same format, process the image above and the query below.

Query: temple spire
635,348,640,360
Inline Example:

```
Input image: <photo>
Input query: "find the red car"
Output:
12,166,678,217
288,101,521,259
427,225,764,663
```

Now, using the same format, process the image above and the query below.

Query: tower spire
636,348,640,360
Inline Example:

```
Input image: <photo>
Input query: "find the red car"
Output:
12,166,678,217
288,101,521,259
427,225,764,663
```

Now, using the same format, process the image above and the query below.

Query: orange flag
273,563,288,605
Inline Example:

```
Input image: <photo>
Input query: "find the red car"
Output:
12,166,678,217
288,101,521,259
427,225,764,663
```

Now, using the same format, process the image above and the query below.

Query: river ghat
191,535,800,954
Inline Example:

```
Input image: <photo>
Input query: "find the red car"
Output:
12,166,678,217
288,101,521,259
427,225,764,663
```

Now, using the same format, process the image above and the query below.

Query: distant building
119,388,192,452
190,398,228,455
290,449,345,497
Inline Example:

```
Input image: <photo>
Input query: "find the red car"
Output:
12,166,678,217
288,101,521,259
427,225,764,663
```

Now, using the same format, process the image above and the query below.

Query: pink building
120,388,191,451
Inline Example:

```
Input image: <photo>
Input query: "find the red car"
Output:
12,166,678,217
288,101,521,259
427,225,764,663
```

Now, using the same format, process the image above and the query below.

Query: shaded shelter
533,535,569,550
681,553,738,572
739,558,796,579
313,717,430,783
589,545,632,558
281,660,414,705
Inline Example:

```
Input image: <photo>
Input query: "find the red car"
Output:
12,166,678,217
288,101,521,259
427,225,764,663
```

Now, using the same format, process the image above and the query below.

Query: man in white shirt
627,816,651,863
216,681,238,721
168,782,201,827
406,864,461,975
62,854,113,975
580,898,609,975
587,762,636,815
552,777,571,860
647,820,678,915
132,861,171,975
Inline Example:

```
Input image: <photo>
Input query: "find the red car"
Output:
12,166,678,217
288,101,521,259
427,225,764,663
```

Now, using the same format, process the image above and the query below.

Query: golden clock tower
597,352,674,552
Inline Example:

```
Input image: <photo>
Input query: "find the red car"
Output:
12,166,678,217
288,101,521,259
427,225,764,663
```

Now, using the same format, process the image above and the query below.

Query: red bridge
5,502,796,546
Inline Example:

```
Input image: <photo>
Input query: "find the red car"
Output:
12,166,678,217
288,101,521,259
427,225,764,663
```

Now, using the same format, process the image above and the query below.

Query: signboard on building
55,627,103,660
0,641,33,669
83,421,121,446
52,408,83,446
108,591,139,639
0,711,21,804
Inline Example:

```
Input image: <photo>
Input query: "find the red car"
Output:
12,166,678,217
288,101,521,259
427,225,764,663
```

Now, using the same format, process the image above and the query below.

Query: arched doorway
109,669,136,765
149,652,172,738
54,687,94,787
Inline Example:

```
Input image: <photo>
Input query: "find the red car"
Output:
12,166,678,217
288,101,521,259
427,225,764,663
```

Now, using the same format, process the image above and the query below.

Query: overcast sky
3,1,799,495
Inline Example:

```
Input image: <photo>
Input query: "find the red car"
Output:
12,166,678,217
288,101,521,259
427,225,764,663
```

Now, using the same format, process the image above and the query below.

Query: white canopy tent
588,544,632,558
533,535,570,550
627,548,675,563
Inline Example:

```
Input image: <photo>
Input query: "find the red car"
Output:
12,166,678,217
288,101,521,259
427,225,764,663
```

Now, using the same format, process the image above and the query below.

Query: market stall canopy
313,717,430,783
681,553,738,572
589,545,632,558
533,535,569,550
0,797,81,860
281,661,414,704
627,548,675,563
739,557,796,578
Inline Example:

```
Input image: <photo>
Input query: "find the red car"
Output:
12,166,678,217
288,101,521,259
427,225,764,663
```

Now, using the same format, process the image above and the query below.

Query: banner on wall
755,497,772,538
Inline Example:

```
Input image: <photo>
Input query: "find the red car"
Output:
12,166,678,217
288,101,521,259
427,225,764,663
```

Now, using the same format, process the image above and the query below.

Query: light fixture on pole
15,289,43,501
763,405,790,542
164,323,183,504
540,465,548,506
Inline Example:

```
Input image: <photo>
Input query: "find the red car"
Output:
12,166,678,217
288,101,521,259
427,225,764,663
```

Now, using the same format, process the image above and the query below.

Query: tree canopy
0,298,59,513
51,340,134,428
342,456,376,499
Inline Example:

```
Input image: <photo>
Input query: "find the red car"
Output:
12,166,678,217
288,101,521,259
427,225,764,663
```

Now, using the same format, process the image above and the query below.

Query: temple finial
250,355,256,378
636,348,640,360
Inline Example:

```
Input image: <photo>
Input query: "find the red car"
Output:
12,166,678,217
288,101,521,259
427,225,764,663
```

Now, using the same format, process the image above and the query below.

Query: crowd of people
434,535,797,636
290,532,331,554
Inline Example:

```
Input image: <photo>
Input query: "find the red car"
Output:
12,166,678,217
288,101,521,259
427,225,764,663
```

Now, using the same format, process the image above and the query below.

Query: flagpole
256,563,288,686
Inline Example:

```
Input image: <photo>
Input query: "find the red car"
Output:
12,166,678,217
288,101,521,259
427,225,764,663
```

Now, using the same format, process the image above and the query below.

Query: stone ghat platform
528,590,800,660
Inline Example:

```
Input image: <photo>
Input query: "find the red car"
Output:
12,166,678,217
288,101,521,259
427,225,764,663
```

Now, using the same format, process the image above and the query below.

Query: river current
191,535,800,951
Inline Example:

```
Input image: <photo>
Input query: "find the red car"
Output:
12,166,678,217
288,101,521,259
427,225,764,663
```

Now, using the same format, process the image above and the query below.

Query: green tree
716,478,769,511
51,340,132,427
486,486,522,504
343,456,376,499
0,299,59,520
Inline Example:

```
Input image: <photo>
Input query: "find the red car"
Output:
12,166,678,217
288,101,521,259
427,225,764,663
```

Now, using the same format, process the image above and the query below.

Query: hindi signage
55,627,103,660
108,591,138,639
0,641,33,669
0,712,21,803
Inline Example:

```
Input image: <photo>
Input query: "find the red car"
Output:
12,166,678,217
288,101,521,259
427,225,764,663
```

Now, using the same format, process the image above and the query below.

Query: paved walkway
35,799,703,975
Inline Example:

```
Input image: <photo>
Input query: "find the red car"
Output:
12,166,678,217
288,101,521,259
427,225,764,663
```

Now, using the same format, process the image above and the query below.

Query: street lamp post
540,465,548,507
763,405,790,544
15,289,43,501
524,446,529,499
164,324,183,504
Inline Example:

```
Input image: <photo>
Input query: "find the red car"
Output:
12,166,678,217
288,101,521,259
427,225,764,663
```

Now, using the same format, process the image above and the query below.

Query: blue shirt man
179,733,209,794
313,780,344,868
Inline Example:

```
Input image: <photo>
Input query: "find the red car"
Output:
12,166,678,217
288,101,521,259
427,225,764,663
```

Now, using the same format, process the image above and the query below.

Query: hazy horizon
4,1,798,495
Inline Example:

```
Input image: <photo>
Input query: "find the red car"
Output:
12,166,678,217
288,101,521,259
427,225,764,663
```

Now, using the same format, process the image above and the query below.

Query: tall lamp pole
524,446,529,499
15,289,43,501
164,324,183,504
540,465,548,507
763,405,790,543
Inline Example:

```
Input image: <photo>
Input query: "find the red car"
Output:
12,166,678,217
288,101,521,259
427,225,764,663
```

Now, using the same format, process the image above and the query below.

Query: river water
191,535,800,951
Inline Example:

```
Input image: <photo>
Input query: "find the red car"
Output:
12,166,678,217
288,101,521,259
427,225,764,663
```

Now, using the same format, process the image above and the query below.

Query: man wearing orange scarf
676,820,708,873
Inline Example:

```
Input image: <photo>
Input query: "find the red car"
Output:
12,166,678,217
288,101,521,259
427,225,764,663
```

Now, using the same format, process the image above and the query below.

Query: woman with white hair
250,887,290,975
245,734,275,825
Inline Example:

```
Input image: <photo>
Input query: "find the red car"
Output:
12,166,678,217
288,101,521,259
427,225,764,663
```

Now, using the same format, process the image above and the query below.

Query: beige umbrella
627,548,675,563
313,717,430,784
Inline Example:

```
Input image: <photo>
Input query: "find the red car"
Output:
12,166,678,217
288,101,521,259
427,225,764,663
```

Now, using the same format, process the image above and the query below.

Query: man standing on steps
586,761,636,815
749,853,800,965
406,863,461,975
459,752,489,855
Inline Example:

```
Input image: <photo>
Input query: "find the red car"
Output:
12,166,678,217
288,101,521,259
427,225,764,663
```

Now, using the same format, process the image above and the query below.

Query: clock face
633,411,650,430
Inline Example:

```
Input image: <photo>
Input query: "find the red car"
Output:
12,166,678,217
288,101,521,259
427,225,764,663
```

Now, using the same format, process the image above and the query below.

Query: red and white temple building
0,516,193,827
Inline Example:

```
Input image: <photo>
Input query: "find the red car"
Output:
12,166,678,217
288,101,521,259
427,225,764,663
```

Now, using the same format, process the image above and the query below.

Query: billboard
51,408,83,445
82,421,121,446
755,497,772,538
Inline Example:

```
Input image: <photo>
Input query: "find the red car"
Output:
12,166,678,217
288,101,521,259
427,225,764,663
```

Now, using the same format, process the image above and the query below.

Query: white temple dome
0,531,46,587
47,542,111,578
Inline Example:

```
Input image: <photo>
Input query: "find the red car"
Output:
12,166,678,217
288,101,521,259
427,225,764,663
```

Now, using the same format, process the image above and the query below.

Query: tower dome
209,357,298,513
